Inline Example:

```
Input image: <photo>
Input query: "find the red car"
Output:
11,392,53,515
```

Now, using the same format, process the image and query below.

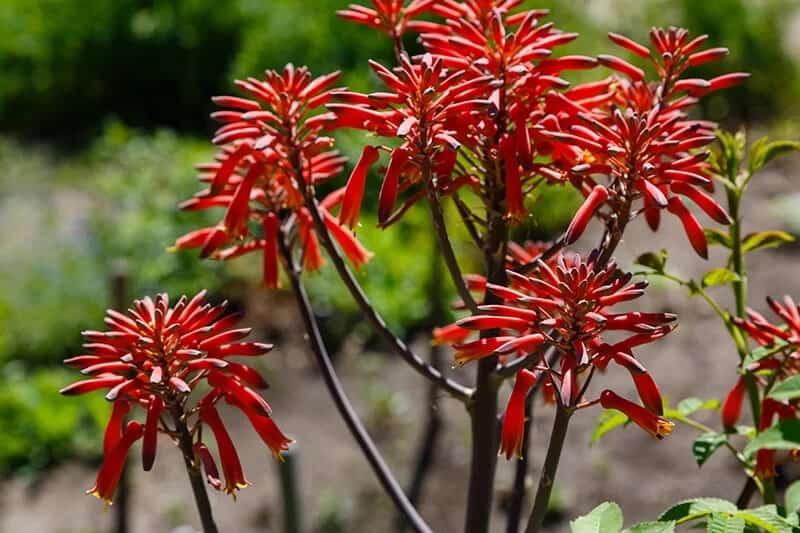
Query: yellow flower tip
166,245,178,253
654,419,675,440
86,488,113,509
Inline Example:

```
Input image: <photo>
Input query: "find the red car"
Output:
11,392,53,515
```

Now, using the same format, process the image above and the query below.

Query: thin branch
297,191,472,403
453,192,485,250
174,410,219,533
423,161,481,315
524,404,572,533
279,237,433,533
514,236,567,275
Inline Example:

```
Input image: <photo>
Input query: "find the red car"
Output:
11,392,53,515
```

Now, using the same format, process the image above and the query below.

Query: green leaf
705,229,733,249
591,409,629,444
659,498,737,524
623,522,676,533
743,340,791,367
702,268,741,288
743,419,800,457
768,374,800,402
693,432,727,466
742,230,795,254
635,250,668,273
677,398,721,417
571,502,624,533
707,513,746,533
785,480,800,514
734,505,799,533
749,139,800,174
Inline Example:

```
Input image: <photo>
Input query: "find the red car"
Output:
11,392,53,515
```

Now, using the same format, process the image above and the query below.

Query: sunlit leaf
741,231,795,254
591,409,628,444
702,268,741,288
693,432,727,466
571,502,623,533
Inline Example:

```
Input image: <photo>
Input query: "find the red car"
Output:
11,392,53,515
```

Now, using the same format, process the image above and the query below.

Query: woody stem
279,236,433,533
175,413,218,533
524,404,572,533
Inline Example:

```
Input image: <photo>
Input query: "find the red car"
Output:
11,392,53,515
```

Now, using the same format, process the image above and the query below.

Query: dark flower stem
422,163,480,315
110,264,131,533
524,404,572,533
174,412,219,533
279,237,433,533
464,152,509,533
294,165,472,403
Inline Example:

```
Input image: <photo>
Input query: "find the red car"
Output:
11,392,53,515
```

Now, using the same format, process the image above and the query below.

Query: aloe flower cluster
332,4,600,226
61,292,290,503
174,65,372,287
450,251,676,458
723,296,800,479
541,28,746,256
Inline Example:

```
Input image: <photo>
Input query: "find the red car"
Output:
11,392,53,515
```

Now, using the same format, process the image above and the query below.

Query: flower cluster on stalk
541,27,747,257
442,251,676,458
173,65,372,287
61,291,290,504
333,2,600,225
723,296,800,479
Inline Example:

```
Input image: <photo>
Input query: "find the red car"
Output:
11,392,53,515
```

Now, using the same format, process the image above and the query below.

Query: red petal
340,146,380,228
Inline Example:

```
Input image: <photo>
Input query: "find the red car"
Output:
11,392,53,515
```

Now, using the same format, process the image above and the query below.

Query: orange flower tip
86,488,113,509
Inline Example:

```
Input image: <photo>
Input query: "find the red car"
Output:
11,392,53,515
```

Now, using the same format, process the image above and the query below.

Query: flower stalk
278,236,433,533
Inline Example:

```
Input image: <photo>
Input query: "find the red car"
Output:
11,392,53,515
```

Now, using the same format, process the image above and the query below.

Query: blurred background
2,1,800,532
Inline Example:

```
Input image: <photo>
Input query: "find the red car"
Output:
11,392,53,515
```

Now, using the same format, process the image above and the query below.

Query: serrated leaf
702,268,741,288
677,398,721,416
659,498,738,524
591,409,629,444
693,432,727,466
635,250,668,273
768,374,800,402
707,513,746,533
704,229,733,249
741,230,795,254
624,521,676,533
734,505,798,533
743,419,800,457
785,480,800,515
571,502,624,533
750,139,800,174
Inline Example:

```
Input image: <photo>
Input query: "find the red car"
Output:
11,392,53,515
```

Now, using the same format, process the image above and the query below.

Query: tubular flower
337,0,436,38
174,65,372,286
600,390,674,440
329,53,496,227
61,291,290,504
500,369,537,459
335,4,601,225
731,295,800,474
539,27,747,255
446,251,674,446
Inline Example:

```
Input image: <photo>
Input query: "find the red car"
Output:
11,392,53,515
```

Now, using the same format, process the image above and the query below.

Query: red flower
600,390,674,440
337,0,436,38
540,27,746,255
444,251,674,445
721,376,746,430
62,291,289,503
500,369,538,459
174,65,372,286
332,5,600,225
